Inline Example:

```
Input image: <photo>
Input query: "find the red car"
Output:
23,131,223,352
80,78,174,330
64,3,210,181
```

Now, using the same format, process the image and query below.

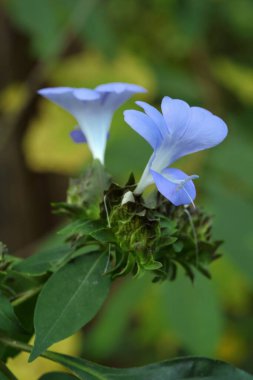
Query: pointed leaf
0,294,23,336
30,253,110,361
13,246,72,275
43,351,253,380
0,294,32,361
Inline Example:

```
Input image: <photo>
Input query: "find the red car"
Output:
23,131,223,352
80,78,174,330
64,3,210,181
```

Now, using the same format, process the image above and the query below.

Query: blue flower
38,83,146,164
124,97,228,206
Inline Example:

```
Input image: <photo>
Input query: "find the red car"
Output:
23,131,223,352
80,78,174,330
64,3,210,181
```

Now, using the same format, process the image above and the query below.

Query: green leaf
14,293,38,334
58,219,114,248
58,220,110,241
39,372,79,380
13,246,72,276
0,294,23,337
90,228,115,243
0,294,27,361
30,253,110,361
42,351,253,380
160,271,223,356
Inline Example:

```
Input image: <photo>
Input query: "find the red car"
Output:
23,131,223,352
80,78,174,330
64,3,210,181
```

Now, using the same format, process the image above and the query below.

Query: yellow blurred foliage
0,83,28,115
213,58,253,105
23,103,91,174
7,333,82,380
23,51,156,174
216,329,246,364
155,332,180,359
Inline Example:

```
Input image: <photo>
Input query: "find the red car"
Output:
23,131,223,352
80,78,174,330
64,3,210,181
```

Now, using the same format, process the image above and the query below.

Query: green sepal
52,171,222,283
54,160,111,220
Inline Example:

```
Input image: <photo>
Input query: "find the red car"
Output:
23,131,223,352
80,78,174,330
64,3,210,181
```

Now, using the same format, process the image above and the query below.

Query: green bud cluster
54,162,221,282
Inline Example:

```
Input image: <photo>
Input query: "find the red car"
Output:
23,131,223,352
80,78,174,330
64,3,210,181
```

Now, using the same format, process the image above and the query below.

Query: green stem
0,337,32,355
11,286,42,307
0,359,18,380
0,337,105,380
0,336,65,364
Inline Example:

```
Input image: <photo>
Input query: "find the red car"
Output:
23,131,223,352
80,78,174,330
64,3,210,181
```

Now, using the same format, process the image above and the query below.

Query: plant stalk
0,336,32,354
11,286,42,307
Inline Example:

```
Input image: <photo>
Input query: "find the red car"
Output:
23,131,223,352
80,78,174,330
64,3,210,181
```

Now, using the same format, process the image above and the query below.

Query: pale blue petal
161,96,191,136
72,88,100,101
77,110,112,164
95,82,146,94
149,138,174,172
135,101,168,137
150,167,197,206
134,153,155,194
39,83,146,164
38,87,99,117
38,87,76,113
169,106,228,162
38,87,72,95
38,87,107,162
124,110,163,149
96,83,147,111
132,97,227,203
70,129,87,143
98,91,131,111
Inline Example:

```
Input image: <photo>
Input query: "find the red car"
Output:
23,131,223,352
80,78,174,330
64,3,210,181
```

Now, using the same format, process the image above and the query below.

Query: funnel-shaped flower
38,83,146,164
124,97,228,206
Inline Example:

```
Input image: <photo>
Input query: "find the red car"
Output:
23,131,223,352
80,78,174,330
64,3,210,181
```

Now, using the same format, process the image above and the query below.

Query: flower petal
170,106,228,162
96,83,147,111
124,110,163,149
70,128,87,143
38,87,99,117
136,101,168,137
72,88,100,101
38,87,107,162
78,111,112,164
151,167,197,206
39,84,146,165
134,153,155,194
150,137,174,172
161,96,191,136
95,82,146,94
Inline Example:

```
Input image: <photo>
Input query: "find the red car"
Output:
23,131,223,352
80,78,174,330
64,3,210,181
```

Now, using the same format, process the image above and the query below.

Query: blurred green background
1,0,253,376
